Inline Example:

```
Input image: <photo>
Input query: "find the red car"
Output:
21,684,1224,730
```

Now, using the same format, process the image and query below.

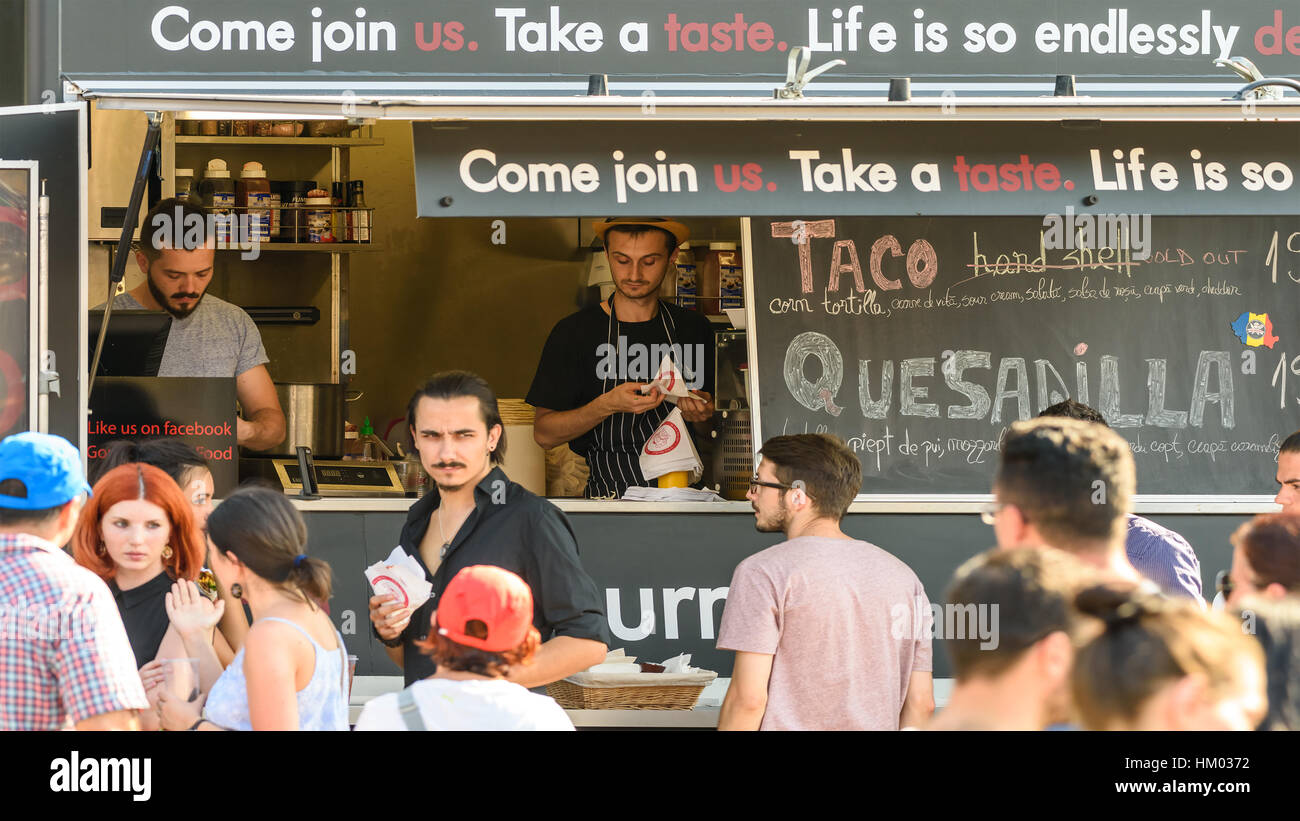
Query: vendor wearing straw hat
526,218,716,499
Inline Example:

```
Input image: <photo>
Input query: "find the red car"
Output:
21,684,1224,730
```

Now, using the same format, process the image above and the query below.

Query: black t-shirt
526,300,715,497
109,570,174,667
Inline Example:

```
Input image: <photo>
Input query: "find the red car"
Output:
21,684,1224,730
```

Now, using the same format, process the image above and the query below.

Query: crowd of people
1,376,1298,731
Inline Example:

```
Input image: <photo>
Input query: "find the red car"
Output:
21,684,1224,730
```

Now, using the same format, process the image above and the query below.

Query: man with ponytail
370,370,609,689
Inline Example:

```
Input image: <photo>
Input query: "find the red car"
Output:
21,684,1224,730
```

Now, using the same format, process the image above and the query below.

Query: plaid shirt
0,532,149,730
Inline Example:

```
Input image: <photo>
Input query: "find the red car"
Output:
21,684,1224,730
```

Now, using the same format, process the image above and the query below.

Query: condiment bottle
305,188,334,243
197,159,235,246
236,161,271,245
359,417,376,461
716,242,743,310
267,181,283,240
286,180,317,243
173,168,195,202
699,242,730,315
674,243,697,309
347,180,370,243
331,182,348,242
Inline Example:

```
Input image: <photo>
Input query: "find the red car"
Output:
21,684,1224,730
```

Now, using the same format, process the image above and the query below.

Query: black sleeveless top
109,570,174,667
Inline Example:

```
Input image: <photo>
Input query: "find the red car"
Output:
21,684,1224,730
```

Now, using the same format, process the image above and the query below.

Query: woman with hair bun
1070,586,1267,731
156,486,348,731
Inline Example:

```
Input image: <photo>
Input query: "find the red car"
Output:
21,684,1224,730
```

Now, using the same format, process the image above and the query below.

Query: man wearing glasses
715,433,934,730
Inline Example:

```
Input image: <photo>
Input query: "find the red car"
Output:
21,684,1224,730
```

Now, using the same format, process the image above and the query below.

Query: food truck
2,1,1298,727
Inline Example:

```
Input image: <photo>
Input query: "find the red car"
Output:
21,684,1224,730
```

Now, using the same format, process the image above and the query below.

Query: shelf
175,136,385,147
216,242,384,253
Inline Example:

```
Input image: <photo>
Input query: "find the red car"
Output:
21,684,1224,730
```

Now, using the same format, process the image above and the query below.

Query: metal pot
257,383,362,459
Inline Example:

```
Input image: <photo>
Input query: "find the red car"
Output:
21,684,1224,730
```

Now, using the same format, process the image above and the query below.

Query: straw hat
592,217,690,246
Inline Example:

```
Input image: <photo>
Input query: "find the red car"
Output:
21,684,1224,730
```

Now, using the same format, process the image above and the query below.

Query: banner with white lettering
412,121,1300,217
59,1,1300,96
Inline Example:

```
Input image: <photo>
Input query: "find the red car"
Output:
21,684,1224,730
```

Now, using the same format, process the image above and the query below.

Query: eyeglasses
979,502,1007,526
1215,570,1234,598
749,477,799,494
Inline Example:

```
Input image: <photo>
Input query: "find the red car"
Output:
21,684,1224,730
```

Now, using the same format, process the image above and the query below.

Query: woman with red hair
72,463,225,726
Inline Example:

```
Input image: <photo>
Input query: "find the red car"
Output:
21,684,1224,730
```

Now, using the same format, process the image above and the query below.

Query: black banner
58,1,1300,96
412,121,1300,217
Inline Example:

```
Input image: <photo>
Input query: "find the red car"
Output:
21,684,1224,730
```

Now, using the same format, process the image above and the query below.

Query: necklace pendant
440,543,451,558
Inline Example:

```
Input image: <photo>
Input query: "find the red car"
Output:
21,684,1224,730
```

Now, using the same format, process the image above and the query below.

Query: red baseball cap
434,565,536,652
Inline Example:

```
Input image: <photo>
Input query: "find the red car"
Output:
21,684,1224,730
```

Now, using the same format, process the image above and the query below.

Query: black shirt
387,466,610,687
526,299,716,497
109,570,174,667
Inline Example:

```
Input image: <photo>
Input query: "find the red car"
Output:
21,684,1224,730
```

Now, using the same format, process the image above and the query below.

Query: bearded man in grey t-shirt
102,198,285,451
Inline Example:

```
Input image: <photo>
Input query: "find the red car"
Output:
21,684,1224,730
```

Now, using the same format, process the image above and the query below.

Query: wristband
188,718,206,731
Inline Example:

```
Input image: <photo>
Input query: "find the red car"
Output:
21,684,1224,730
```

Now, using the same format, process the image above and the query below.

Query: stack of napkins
638,407,702,482
622,486,724,502
638,355,692,402
659,653,699,674
364,546,433,611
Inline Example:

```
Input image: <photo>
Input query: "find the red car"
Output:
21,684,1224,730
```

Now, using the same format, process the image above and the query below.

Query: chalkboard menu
750,216,1300,495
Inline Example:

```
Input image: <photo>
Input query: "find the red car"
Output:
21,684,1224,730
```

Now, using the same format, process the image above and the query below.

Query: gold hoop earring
162,544,173,560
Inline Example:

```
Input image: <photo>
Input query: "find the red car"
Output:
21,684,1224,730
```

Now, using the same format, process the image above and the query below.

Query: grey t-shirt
109,292,269,378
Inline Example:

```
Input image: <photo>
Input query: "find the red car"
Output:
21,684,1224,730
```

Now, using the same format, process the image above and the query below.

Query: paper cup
657,471,690,489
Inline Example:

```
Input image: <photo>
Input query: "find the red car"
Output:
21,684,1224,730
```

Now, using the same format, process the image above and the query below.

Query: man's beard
615,272,666,301
147,272,204,319
754,498,790,534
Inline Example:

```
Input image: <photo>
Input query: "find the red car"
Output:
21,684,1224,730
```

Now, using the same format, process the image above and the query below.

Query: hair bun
1075,584,1153,629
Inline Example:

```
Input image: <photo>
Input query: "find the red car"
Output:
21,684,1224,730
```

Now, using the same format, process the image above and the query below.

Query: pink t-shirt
716,536,933,730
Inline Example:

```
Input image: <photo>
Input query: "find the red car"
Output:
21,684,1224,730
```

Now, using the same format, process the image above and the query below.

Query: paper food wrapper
639,355,692,402
639,407,702,483
364,546,433,611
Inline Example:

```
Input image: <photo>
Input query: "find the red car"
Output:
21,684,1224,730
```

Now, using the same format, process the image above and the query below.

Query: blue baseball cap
0,432,93,510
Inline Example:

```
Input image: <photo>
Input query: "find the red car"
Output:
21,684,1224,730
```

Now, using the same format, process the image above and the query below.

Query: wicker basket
547,673,714,710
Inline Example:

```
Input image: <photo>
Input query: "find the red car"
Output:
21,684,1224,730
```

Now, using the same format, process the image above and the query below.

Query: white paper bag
364,546,433,611
638,407,702,482
639,355,692,402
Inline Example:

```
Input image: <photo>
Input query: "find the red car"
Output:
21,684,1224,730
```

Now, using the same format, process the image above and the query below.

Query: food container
306,120,351,138
252,383,362,459
305,188,334,243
